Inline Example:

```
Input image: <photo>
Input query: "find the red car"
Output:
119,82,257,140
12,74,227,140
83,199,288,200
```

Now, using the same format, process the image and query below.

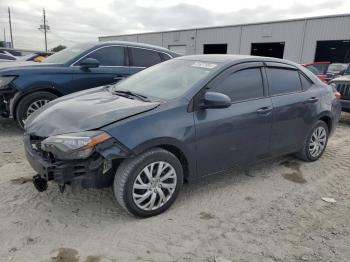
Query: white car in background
0,51,17,62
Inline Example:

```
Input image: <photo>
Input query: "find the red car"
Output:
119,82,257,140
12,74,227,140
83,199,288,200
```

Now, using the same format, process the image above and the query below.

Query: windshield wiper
112,90,150,102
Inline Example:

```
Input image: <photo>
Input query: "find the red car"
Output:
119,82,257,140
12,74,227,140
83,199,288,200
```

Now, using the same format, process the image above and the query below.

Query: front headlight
0,76,16,89
41,131,111,160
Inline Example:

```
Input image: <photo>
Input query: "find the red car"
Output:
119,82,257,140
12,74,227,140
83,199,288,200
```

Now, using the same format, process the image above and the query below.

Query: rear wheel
296,120,329,162
15,91,57,129
113,148,183,217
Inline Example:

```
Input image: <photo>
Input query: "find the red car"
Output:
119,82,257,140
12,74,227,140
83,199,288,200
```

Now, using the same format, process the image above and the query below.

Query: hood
0,61,62,72
25,86,160,137
330,75,350,82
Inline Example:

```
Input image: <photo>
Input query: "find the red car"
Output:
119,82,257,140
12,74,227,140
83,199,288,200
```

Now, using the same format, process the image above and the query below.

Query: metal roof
100,13,350,39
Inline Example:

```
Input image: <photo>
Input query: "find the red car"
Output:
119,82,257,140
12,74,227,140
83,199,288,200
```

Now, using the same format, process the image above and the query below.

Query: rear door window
130,48,162,67
211,68,264,102
82,46,125,66
267,68,302,95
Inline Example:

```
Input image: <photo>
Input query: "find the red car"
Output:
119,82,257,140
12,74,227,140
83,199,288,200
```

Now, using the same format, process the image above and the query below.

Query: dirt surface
0,114,350,262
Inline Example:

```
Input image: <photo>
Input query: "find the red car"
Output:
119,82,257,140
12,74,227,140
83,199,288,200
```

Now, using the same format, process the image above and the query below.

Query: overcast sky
0,0,349,50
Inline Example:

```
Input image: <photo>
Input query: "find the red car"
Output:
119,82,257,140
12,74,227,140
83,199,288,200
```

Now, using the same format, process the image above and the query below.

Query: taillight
335,91,341,100
329,82,341,100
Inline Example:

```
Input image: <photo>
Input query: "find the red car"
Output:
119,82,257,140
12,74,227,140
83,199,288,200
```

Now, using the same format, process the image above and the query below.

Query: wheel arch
130,138,195,182
317,112,333,133
11,86,63,120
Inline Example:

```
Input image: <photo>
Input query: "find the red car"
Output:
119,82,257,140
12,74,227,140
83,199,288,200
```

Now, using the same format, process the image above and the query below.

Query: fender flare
130,137,197,179
10,86,63,119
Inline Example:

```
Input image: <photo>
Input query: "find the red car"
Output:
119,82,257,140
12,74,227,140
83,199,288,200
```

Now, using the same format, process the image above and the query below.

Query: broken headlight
41,131,111,160
0,76,16,89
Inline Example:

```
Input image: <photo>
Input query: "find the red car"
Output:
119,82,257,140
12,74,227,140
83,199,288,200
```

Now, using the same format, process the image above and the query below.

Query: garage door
315,40,350,63
251,42,285,59
168,45,186,55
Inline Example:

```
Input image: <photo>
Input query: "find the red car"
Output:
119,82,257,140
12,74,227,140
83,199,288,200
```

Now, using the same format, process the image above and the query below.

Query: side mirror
79,58,100,69
200,91,231,109
339,69,346,75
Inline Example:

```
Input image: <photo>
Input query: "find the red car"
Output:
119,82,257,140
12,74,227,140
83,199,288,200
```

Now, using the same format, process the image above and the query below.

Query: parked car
0,51,17,62
0,41,179,128
0,48,22,57
325,63,349,82
24,55,341,217
329,75,350,112
302,61,330,82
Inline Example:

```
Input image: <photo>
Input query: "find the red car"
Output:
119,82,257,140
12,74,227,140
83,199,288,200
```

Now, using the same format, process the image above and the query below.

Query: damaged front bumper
0,89,15,118
24,134,132,191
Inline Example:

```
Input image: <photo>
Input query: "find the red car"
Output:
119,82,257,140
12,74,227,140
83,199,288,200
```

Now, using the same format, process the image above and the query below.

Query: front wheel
15,91,57,129
114,148,183,217
296,120,329,162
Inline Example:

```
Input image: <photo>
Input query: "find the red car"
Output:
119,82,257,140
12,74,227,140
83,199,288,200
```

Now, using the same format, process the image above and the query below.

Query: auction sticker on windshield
191,62,217,69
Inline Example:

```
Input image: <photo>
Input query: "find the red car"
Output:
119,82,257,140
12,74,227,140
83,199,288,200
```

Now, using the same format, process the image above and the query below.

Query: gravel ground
0,114,350,262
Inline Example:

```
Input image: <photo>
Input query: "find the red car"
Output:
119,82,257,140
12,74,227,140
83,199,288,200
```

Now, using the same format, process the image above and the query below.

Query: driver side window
211,68,264,102
80,46,125,66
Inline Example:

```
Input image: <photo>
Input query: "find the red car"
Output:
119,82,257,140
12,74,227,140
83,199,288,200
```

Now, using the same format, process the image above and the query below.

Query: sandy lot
0,114,350,262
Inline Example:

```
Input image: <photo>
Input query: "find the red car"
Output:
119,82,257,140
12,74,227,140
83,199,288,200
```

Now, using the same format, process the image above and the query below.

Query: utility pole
39,9,50,52
8,7,14,48
3,28,6,44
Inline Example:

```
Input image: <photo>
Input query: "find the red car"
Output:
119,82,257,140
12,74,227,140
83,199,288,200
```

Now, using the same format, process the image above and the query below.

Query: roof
178,54,297,65
100,13,350,39
95,40,175,53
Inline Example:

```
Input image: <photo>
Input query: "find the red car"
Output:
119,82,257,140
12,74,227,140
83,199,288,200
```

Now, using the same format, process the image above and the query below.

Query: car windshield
328,63,347,72
112,59,218,100
305,64,329,75
43,43,95,64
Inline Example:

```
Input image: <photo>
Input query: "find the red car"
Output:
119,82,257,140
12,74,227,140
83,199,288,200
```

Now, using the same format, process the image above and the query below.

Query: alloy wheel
26,99,50,118
132,161,177,211
309,126,327,158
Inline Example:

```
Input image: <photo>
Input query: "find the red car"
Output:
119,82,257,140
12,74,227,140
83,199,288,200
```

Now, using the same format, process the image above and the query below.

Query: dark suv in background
0,41,179,127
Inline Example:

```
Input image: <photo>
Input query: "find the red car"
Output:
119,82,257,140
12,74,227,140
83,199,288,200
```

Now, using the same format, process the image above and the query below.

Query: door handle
256,106,273,114
305,97,319,103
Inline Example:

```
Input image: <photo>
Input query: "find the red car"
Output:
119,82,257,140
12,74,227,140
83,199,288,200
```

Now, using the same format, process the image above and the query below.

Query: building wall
195,26,242,54
137,33,163,46
239,20,305,62
162,30,196,55
301,15,350,63
99,14,350,63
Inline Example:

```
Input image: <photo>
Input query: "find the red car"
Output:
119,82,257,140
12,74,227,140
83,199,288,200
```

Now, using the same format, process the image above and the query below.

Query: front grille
334,82,350,100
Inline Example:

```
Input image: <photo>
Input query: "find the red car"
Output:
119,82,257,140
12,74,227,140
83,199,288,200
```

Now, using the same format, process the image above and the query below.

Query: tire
15,91,58,129
296,120,329,162
114,148,183,217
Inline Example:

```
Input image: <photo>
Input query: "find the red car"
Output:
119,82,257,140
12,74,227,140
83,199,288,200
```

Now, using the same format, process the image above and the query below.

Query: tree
51,45,66,52
0,41,5,48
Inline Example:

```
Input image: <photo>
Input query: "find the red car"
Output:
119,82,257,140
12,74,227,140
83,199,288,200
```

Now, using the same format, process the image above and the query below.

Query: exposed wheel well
158,145,189,183
319,115,332,133
13,88,62,120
